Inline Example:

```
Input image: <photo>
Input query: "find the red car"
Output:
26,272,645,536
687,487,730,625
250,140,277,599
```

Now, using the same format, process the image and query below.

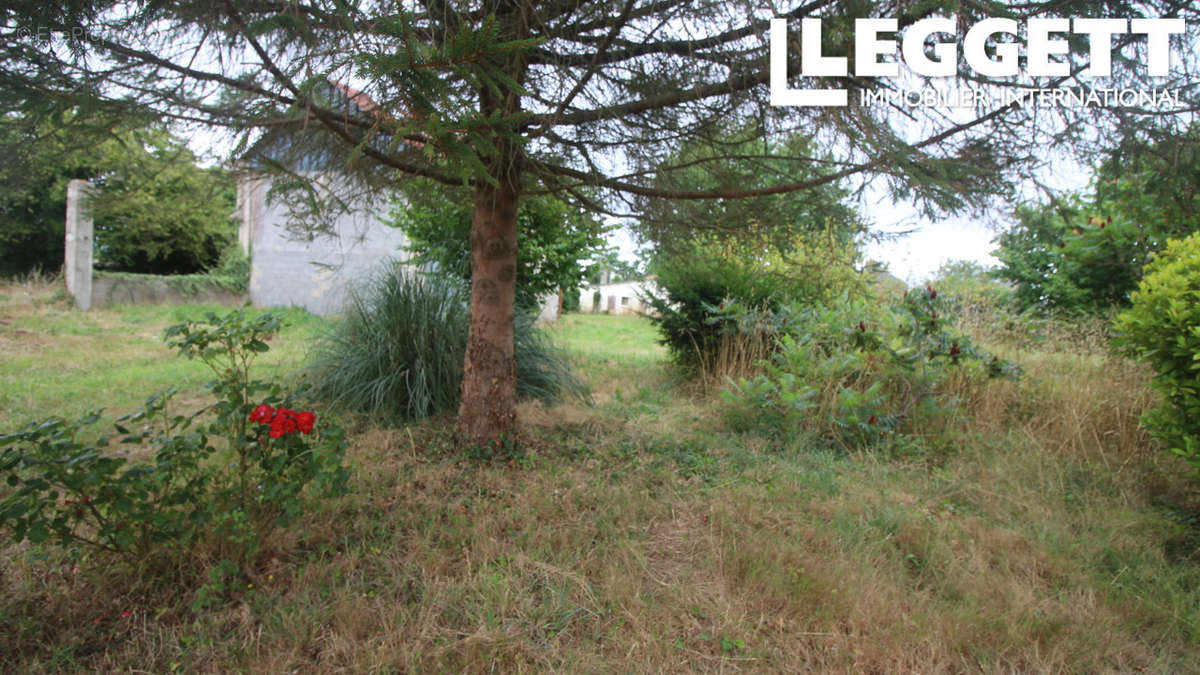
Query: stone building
232,82,558,320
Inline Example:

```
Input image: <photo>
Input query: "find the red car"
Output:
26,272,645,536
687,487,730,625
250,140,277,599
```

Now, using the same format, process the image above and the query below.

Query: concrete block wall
240,174,411,316
238,172,561,321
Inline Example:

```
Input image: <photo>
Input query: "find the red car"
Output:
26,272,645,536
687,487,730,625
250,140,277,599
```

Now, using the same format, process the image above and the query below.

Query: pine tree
2,1,1194,444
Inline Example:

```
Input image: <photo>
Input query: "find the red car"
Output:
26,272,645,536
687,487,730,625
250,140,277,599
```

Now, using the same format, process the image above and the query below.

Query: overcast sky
863,213,999,284
860,153,1096,283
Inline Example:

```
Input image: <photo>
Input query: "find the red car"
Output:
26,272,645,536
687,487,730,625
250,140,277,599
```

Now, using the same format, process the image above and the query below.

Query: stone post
65,179,95,310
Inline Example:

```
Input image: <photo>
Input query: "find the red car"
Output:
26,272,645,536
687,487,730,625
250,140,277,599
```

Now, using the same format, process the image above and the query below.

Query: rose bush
0,310,349,570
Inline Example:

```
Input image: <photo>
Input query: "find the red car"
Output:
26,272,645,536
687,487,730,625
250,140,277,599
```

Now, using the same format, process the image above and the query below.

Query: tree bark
456,1,530,448
458,173,520,447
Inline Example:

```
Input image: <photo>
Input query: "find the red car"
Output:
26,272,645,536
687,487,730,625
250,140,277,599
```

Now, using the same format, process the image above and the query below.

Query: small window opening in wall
621,297,630,305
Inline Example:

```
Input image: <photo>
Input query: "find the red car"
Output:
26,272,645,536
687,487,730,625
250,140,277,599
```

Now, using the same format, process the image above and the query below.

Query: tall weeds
692,312,777,386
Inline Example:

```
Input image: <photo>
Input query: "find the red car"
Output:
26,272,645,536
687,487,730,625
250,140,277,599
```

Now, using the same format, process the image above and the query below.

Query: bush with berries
720,288,1018,449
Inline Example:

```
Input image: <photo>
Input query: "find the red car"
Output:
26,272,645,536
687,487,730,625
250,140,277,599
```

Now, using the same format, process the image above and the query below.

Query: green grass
547,312,666,370
3,279,1200,672
0,284,327,430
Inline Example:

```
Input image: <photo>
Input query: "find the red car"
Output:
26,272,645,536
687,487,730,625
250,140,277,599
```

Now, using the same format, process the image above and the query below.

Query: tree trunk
456,0,529,448
458,170,520,447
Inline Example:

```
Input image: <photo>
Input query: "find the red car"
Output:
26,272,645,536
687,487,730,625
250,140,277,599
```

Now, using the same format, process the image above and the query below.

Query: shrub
0,310,349,567
720,288,1018,449
644,240,861,377
996,128,1200,315
644,250,775,375
209,244,251,292
1113,233,1200,474
928,261,1012,317
306,263,586,421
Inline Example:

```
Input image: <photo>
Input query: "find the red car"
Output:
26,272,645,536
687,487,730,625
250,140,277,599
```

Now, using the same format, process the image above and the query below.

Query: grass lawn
0,280,327,431
3,278,1200,672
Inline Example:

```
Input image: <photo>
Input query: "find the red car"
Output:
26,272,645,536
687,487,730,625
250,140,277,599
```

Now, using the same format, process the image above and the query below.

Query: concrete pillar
234,173,253,256
65,179,95,310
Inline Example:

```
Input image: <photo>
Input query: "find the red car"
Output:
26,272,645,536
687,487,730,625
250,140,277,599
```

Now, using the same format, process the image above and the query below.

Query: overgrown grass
3,277,1200,672
0,278,324,431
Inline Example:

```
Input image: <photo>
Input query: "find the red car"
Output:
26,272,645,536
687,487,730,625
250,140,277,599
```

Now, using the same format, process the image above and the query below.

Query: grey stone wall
90,275,244,308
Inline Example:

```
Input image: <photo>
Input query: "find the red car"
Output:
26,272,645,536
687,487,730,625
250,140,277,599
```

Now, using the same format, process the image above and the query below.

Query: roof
329,80,390,119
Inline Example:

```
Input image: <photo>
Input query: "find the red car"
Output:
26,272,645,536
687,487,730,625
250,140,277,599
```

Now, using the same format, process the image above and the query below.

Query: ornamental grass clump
306,262,586,422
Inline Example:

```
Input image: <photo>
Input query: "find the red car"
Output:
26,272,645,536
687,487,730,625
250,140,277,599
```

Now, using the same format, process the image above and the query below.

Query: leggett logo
770,17,1186,107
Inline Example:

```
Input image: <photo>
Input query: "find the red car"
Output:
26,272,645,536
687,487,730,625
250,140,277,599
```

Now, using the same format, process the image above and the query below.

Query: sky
862,212,999,284
858,155,1096,283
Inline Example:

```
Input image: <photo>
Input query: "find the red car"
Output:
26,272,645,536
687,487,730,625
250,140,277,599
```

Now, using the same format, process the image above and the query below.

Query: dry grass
954,349,1158,462
3,292,1200,672
695,330,776,390
950,302,1115,357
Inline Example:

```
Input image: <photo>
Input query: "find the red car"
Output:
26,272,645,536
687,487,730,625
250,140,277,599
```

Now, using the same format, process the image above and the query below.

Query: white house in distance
578,271,658,316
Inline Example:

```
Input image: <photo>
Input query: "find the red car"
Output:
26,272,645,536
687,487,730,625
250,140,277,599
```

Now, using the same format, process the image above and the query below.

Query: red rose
250,404,274,423
271,415,298,437
296,411,315,434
